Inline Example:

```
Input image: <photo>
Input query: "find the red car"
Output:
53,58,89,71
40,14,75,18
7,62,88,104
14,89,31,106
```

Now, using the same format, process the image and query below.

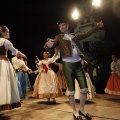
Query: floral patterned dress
32,55,61,98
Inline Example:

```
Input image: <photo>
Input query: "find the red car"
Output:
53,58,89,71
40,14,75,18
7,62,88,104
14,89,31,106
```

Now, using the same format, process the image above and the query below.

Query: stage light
71,8,79,20
92,0,101,7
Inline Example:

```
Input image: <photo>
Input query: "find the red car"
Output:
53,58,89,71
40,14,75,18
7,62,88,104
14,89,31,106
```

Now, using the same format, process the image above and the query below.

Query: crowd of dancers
0,19,120,120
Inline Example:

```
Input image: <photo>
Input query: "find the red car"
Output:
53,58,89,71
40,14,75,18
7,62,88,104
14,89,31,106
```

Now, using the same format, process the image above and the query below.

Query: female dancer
54,61,67,91
0,25,26,110
12,56,32,98
105,54,120,96
32,48,60,103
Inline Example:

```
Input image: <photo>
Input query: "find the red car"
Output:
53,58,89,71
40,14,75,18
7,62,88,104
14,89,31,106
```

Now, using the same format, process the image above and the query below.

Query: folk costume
32,54,60,99
12,56,30,98
54,62,67,90
0,38,21,110
105,59,120,96
44,19,102,119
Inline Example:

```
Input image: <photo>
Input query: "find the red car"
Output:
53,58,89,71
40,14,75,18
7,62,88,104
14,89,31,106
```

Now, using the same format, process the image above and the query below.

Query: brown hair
0,25,8,38
46,52,51,57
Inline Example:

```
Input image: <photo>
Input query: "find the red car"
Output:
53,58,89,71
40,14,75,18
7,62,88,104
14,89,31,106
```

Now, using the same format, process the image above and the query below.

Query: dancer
12,56,32,98
74,54,95,100
54,61,67,91
105,54,120,96
0,25,26,110
44,19,103,120
24,58,31,92
66,54,95,100
32,48,60,103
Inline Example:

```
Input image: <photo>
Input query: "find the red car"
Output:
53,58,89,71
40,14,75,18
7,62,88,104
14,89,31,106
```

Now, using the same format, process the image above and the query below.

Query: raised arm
76,21,104,40
49,48,58,63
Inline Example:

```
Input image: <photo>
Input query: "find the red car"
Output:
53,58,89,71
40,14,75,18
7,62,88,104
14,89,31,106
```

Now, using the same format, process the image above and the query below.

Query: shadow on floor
106,98,120,103
0,114,10,120
37,101,61,105
75,99,96,104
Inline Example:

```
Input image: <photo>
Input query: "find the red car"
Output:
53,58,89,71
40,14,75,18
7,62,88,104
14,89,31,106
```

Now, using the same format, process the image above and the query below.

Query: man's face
58,23,69,33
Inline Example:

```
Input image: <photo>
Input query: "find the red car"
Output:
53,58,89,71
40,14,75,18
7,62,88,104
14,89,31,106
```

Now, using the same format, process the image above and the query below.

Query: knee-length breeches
62,61,87,91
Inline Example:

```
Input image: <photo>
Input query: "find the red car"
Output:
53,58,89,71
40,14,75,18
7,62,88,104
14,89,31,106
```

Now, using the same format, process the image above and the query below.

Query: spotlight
92,0,101,7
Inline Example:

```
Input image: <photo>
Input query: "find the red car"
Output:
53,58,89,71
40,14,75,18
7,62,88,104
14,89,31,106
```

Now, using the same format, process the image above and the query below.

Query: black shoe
52,100,56,103
73,114,83,120
79,111,92,120
46,101,51,104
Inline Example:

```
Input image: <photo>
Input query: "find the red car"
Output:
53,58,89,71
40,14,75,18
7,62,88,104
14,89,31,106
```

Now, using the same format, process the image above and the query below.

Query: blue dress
16,71,26,98
24,72,30,92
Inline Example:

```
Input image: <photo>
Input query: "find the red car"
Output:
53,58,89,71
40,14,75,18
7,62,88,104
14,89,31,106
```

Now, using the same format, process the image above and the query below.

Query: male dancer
44,19,103,120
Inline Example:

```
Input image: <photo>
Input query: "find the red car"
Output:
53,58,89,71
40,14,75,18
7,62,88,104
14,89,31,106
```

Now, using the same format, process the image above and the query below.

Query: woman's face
112,55,117,61
43,52,48,59
2,28,10,39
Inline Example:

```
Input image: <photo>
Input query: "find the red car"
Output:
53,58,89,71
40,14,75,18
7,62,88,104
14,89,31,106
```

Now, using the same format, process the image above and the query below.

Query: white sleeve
38,60,43,66
21,61,29,71
81,60,84,65
118,59,120,65
4,39,18,55
48,55,58,63
111,61,114,68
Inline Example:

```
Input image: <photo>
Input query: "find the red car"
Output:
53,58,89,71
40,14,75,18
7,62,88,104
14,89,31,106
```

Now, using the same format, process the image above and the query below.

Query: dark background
0,0,120,65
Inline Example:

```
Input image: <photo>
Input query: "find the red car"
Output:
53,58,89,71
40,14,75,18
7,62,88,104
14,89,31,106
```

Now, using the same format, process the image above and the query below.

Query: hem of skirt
38,93,58,99
104,88,120,96
0,102,21,111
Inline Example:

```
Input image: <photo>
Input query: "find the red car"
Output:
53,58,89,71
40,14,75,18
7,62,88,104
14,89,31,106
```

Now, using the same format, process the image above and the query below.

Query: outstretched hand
46,39,54,48
28,69,32,74
97,21,104,28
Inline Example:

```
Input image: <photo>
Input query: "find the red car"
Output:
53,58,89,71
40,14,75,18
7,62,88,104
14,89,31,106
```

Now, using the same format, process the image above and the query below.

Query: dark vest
0,45,7,55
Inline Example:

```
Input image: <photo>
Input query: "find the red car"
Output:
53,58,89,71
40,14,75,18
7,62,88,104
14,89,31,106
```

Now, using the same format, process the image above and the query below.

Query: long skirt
104,73,120,96
16,71,26,98
56,70,67,90
32,70,62,99
0,59,21,110
24,72,30,92
75,73,95,100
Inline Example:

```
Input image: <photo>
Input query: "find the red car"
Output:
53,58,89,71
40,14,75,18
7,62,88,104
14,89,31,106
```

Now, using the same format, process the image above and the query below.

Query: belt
0,55,9,60
15,68,23,72
15,70,23,72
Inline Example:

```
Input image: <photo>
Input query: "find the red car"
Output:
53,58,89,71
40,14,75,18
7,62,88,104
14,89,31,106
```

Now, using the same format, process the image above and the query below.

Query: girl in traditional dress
105,54,120,96
0,25,26,110
12,56,32,98
32,48,60,103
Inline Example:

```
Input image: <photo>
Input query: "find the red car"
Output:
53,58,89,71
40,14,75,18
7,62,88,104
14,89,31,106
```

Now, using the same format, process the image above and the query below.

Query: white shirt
12,57,29,71
0,38,18,55
38,55,58,66
111,59,120,73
